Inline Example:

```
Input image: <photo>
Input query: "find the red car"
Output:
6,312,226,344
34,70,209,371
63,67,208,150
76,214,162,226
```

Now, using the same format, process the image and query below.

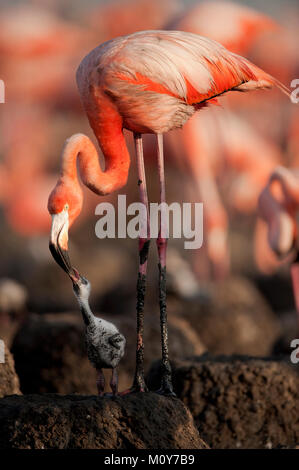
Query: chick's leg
110,368,118,395
96,368,105,396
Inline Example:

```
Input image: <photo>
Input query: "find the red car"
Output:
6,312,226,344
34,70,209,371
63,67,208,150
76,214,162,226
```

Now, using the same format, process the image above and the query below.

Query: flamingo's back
76,30,286,134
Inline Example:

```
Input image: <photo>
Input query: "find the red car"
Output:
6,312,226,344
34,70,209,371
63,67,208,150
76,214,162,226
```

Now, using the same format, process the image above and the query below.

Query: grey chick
73,274,126,395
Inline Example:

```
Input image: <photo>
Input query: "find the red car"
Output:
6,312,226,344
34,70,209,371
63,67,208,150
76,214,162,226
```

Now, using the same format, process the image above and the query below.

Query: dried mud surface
0,392,208,449
170,277,281,356
147,355,299,449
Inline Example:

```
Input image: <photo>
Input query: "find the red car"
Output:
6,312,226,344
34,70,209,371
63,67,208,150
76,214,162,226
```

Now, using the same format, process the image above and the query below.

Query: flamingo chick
48,30,288,396
73,274,126,395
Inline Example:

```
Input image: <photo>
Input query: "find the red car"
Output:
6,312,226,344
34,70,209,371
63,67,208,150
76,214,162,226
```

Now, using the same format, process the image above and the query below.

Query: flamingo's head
48,176,83,283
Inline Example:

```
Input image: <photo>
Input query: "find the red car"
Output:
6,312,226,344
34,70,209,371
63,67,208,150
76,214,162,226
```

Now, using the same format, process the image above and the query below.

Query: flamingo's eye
64,204,69,211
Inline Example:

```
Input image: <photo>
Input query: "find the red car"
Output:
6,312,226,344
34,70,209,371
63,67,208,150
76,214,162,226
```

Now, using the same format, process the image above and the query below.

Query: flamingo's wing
102,30,287,106
108,333,124,350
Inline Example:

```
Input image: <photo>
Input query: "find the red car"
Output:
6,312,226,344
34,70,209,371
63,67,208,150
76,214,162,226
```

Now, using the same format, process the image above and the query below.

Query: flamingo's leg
110,368,118,395
96,368,105,396
155,133,175,397
131,132,150,393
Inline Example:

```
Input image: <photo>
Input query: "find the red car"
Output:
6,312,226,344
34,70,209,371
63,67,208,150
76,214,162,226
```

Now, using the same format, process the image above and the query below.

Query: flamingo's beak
49,210,79,283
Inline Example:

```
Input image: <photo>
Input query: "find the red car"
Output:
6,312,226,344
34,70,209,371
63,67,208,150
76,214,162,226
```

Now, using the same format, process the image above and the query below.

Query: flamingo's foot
119,386,148,396
155,386,176,397
155,377,176,397
119,381,149,395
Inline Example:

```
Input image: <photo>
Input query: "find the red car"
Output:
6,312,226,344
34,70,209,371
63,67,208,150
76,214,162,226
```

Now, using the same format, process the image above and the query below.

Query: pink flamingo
48,30,288,395
0,5,87,106
258,166,299,331
287,107,299,169
167,1,278,55
176,113,231,279
0,5,80,59
165,1,282,278
216,110,282,213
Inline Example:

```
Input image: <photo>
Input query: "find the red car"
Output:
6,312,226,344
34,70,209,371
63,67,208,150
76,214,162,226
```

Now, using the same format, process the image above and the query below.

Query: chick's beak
49,211,79,283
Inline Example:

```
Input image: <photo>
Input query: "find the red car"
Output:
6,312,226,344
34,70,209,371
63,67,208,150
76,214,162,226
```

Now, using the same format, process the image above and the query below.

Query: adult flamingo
48,30,288,395
258,166,299,331
166,1,280,278
167,0,278,55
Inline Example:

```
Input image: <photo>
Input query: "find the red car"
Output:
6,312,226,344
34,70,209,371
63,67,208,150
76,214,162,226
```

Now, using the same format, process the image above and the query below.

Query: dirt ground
169,277,281,356
147,355,299,449
0,392,208,449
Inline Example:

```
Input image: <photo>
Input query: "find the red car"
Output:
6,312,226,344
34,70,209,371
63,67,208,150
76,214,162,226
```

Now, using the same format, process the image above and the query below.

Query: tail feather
234,57,291,97
271,77,291,97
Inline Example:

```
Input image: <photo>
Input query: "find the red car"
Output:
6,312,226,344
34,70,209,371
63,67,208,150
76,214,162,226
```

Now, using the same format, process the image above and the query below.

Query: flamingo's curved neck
61,93,131,196
270,167,299,207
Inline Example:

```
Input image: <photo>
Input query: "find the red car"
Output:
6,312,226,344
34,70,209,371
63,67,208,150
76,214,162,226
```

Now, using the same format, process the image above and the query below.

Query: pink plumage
76,30,285,136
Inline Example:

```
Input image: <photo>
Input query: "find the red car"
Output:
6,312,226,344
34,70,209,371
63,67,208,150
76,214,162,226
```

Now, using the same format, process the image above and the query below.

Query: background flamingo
167,0,278,54
258,166,299,333
164,1,285,278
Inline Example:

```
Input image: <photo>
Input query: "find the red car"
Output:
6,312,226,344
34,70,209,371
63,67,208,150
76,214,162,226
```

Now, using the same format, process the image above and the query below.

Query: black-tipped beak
49,240,74,276
49,212,79,283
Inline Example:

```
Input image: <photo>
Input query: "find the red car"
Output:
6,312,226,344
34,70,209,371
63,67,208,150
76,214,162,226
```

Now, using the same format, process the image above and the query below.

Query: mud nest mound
12,312,205,394
170,277,280,356
147,355,299,449
0,393,208,449
0,345,21,398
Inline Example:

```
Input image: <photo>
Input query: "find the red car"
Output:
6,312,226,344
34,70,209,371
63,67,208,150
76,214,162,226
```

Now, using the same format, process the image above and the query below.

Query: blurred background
0,0,298,394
